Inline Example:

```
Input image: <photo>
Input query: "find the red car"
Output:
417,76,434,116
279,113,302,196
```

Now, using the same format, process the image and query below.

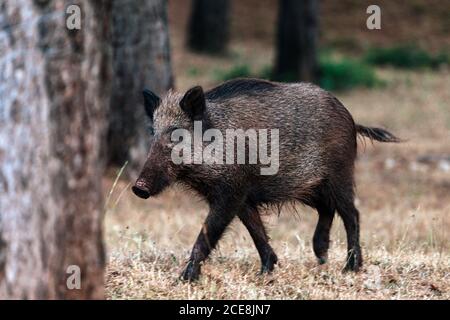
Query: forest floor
104,1,450,299
104,66,450,299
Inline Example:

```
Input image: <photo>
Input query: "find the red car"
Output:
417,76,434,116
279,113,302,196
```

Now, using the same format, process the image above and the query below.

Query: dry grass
107,247,448,299
104,67,450,299
104,3,450,300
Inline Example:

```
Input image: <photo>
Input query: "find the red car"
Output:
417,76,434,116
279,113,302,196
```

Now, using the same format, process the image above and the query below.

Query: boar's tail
356,124,401,143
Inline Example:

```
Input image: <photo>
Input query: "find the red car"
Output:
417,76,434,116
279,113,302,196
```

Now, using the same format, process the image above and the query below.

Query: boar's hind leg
335,185,363,272
238,209,278,274
313,196,336,265
181,209,236,281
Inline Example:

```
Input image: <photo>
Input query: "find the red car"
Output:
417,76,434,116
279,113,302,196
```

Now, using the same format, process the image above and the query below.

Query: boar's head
132,86,205,199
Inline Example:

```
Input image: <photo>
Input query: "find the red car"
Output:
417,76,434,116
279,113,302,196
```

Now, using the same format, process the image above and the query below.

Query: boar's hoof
259,264,275,275
180,261,201,282
316,254,328,265
259,253,278,275
343,251,363,272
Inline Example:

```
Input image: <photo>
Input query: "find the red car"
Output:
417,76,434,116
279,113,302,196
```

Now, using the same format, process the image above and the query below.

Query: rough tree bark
0,0,111,299
187,0,230,54
274,0,319,82
108,0,173,176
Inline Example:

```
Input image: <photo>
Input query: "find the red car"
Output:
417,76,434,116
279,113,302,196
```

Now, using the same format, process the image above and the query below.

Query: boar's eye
165,142,176,149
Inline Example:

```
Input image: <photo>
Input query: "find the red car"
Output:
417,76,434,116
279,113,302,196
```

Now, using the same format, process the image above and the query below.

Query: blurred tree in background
0,0,325,300
109,0,173,177
0,0,111,299
187,0,230,54
274,0,319,82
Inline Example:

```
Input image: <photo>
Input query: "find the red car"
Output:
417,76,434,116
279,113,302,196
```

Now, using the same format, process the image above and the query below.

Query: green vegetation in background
213,45,449,91
364,45,449,69
214,55,382,92
318,54,383,91
213,64,253,81
187,66,201,77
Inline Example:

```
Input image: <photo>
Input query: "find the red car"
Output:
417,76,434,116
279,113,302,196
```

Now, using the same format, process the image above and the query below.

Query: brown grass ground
104,2,450,299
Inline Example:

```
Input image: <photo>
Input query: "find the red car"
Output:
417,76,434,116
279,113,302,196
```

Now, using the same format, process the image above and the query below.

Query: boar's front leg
238,209,278,274
181,206,236,281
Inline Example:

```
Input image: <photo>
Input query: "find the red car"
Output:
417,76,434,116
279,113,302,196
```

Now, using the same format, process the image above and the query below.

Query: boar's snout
132,169,171,199
132,179,151,199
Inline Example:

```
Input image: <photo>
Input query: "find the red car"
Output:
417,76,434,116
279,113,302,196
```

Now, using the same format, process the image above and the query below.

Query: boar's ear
142,89,160,119
180,86,205,121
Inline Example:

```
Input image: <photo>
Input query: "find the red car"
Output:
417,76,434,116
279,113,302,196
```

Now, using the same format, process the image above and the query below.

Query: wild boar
132,78,400,281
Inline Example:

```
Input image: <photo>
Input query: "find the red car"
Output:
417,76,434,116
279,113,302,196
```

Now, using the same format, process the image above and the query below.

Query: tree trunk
0,0,111,299
274,0,319,82
187,0,230,54
108,0,173,177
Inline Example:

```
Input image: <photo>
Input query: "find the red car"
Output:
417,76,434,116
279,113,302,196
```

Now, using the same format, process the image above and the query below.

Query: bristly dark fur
133,78,402,281
205,78,277,101
356,125,401,143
